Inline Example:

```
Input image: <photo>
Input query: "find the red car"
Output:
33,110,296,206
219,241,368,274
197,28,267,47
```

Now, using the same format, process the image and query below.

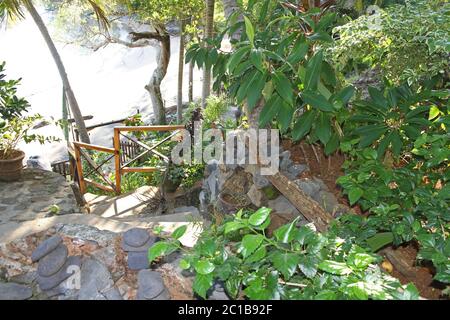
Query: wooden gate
73,125,185,195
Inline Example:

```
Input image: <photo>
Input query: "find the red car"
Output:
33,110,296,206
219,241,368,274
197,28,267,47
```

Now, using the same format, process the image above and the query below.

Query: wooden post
267,172,333,232
73,144,86,194
113,128,122,195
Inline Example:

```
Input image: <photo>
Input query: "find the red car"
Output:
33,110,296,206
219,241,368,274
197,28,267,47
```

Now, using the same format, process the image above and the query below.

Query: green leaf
194,260,216,275
148,241,172,263
287,37,308,65
302,91,334,112
292,110,316,141
225,276,241,299
249,207,271,226
368,87,388,109
345,282,368,300
227,45,251,73
348,187,364,206
250,49,264,72
298,256,318,279
304,51,323,91
271,252,300,279
273,71,293,104
244,16,255,46
172,225,187,239
315,113,332,145
367,232,394,252
324,134,340,156
318,260,352,275
390,131,402,157
333,86,355,105
179,258,190,270
247,71,266,111
246,246,267,263
240,234,264,258
259,94,281,127
278,100,293,132
348,252,377,269
274,217,299,243
193,273,213,299
224,221,246,234
428,105,440,120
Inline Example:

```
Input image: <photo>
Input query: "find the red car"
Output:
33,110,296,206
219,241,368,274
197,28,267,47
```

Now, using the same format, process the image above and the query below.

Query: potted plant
0,62,57,181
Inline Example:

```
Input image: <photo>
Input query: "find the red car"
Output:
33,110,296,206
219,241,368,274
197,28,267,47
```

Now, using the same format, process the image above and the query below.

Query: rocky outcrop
0,224,194,300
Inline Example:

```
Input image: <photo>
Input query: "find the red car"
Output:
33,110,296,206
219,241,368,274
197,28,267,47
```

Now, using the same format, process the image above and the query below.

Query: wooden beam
267,172,333,233
115,125,185,132
73,145,86,194
73,142,115,154
84,179,116,193
113,128,122,195
121,167,158,173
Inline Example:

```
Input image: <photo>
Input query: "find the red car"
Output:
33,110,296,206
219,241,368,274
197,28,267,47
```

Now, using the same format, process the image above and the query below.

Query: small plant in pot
0,62,58,181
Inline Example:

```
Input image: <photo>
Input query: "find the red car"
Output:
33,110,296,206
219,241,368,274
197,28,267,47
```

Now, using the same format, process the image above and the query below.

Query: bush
149,207,420,300
329,0,450,86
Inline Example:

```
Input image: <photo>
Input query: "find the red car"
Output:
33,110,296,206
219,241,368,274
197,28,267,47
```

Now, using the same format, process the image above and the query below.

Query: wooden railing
73,125,185,195
113,125,184,194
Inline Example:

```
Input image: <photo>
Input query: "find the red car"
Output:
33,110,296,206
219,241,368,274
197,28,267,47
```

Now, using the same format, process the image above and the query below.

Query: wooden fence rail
72,125,185,195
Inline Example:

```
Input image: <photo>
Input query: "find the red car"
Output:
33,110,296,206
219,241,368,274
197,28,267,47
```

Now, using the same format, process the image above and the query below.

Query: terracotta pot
0,150,25,182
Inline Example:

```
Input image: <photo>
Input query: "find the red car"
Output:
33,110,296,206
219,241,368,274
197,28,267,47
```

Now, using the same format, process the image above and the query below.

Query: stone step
0,210,203,247
86,186,160,218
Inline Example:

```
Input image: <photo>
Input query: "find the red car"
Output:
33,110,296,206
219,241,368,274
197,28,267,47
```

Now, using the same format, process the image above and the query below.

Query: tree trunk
201,0,215,108
177,19,186,124
221,0,243,40
145,26,170,124
188,61,194,103
25,2,90,143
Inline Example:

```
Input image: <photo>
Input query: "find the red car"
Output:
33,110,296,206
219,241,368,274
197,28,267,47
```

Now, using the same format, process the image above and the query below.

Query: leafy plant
329,0,450,86
148,207,419,300
349,84,448,159
186,1,350,153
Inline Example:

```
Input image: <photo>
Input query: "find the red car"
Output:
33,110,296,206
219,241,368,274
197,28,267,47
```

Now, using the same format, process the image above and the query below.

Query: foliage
0,63,58,158
336,86,450,286
0,62,29,121
149,207,419,300
329,0,450,86
186,0,351,155
203,95,229,126
348,84,448,159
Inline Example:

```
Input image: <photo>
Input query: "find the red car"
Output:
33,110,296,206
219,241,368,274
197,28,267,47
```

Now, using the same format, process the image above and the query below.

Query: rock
279,151,293,171
9,271,37,285
287,164,308,177
127,251,149,270
253,173,270,189
136,270,169,300
31,235,63,262
247,184,265,207
37,244,68,277
37,256,81,291
316,191,339,214
103,286,123,300
123,228,151,248
268,196,301,216
121,236,156,252
294,179,322,198
78,258,114,300
207,281,230,300
0,282,33,300
56,224,116,247
26,156,52,171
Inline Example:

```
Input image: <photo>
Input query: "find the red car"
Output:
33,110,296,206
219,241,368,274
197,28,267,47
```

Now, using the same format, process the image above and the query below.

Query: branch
129,31,165,42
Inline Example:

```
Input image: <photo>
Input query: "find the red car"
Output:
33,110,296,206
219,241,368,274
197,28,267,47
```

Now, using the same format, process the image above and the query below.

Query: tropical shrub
149,207,420,300
186,0,353,154
329,0,450,86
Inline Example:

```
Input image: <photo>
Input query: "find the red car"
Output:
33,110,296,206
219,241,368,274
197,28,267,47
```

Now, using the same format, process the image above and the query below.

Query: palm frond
87,0,110,32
